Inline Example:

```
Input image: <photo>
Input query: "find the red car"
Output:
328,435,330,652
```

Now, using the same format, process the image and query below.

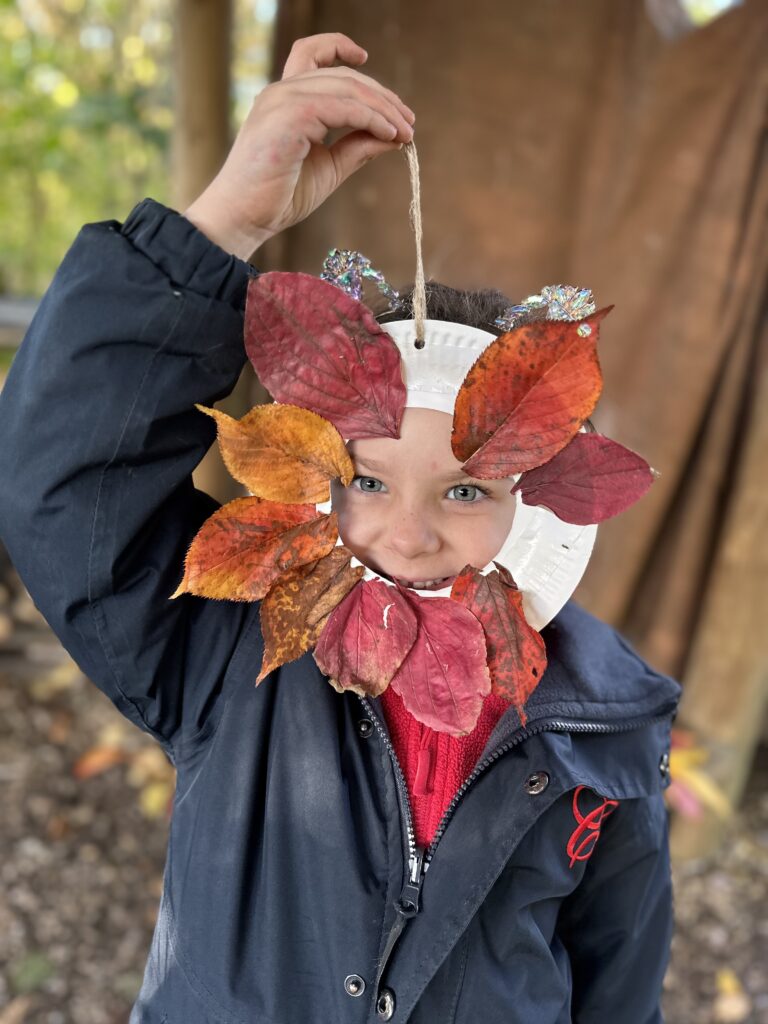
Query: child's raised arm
0,33,413,758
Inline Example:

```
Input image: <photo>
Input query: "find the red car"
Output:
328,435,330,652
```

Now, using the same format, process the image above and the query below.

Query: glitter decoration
540,285,596,322
493,296,548,331
494,285,596,331
320,249,400,309
577,324,593,338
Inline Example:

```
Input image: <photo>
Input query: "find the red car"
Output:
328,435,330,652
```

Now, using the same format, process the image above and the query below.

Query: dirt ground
1,564,766,1024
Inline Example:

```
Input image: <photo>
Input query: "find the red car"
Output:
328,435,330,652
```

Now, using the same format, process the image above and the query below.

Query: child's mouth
389,574,456,592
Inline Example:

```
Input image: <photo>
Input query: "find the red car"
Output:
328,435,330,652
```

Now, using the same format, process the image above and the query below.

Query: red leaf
453,309,610,476
389,587,491,736
313,580,417,696
511,433,655,524
450,565,546,725
245,272,406,439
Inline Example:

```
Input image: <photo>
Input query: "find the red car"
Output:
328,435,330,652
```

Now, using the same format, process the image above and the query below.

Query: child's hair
377,280,513,336
376,279,597,433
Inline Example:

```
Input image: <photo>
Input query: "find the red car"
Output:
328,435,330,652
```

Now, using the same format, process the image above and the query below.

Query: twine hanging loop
403,141,427,348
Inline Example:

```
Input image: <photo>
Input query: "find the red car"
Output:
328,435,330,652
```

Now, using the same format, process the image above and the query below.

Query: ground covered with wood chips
1,562,767,1024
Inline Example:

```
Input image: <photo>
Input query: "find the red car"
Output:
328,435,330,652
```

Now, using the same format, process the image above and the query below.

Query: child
0,32,681,1024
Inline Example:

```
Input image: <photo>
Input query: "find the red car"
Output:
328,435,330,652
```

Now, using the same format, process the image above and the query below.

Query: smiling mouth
388,574,457,592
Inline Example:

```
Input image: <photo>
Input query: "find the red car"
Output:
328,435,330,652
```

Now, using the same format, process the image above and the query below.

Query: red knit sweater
378,686,511,848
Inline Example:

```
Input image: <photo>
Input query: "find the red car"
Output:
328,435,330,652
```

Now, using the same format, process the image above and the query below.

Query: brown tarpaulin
267,0,768,850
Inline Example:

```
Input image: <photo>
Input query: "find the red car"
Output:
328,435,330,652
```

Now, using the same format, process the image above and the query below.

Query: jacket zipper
358,696,671,996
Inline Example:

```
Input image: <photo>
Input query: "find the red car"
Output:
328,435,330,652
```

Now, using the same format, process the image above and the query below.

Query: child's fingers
290,72,414,141
327,131,402,185
281,33,368,80
297,94,410,146
302,66,416,125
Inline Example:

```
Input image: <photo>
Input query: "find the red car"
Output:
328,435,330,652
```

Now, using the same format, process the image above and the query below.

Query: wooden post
671,315,768,860
171,0,252,504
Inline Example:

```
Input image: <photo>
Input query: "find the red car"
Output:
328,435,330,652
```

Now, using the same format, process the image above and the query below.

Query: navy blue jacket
0,199,682,1024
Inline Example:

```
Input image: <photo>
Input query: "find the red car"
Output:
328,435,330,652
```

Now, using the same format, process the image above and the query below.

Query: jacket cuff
120,197,254,310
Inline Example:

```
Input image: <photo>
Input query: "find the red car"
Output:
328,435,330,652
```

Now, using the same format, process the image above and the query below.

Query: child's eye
447,483,491,503
351,475,386,493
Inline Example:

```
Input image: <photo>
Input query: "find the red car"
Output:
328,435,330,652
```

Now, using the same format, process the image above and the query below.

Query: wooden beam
171,0,252,505
172,0,233,211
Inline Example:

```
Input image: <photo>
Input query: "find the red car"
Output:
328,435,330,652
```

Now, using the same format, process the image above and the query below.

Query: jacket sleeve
556,792,674,1024
0,198,261,757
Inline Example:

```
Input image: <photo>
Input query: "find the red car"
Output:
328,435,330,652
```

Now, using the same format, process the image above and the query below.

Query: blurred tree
0,0,274,298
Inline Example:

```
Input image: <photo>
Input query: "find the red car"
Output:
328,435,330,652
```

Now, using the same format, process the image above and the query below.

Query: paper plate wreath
171,269,655,736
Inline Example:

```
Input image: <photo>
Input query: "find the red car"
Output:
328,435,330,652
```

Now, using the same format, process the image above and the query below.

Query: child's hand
183,33,415,259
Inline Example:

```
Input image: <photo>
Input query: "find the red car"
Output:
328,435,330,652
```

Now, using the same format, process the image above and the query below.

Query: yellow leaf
717,968,744,997
675,768,732,818
670,747,708,772
139,781,174,819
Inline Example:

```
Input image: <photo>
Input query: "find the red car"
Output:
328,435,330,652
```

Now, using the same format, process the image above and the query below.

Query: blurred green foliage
0,0,274,298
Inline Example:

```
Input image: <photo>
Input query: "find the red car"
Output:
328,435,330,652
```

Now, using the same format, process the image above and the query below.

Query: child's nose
387,510,441,560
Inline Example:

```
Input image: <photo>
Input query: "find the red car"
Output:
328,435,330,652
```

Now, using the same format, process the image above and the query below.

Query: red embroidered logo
566,785,619,868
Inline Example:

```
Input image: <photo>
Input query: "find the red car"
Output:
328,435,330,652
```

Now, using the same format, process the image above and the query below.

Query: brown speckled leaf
196,402,354,504
453,309,610,476
313,580,417,697
245,272,406,440
256,547,364,683
511,433,655,524
450,564,546,726
170,497,338,602
389,586,491,737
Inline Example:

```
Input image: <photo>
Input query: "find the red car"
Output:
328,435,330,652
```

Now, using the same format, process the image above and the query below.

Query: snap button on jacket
0,199,682,1024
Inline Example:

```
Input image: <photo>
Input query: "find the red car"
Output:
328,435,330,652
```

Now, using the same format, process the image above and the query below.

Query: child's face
330,407,517,591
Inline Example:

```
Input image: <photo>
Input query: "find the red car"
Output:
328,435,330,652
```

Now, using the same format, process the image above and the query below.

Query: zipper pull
398,847,425,918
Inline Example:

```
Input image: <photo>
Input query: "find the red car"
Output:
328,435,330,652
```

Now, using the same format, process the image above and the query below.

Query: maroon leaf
450,565,546,725
389,587,491,737
244,272,406,439
313,580,417,696
510,433,655,524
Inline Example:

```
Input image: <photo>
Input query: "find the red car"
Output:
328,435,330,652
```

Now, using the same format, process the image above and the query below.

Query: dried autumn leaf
257,547,364,683
72,745,127,780
195,402,353,504
510,433,655,524
170,497,338,602
139,780,175,820
389,587,491,736
450,565,546,725
313,580,417,696
452,309,611,476
244,272,406,439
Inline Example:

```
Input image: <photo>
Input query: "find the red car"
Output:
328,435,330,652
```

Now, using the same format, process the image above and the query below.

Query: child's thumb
328,131,402,186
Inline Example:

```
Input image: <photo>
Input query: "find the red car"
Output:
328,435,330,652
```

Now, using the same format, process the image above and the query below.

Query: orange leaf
72,745,127,780
170,497,338,602
257,547,364,682
452,309,610,476
196,402,354,504
450,564,547,725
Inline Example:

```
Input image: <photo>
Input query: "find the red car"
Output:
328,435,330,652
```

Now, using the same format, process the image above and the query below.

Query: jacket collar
470,599,681,760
